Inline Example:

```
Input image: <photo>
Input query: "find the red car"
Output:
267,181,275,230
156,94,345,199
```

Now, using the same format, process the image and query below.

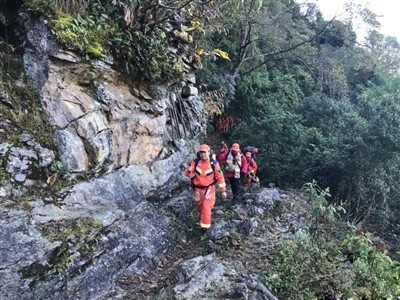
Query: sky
306,0,400,41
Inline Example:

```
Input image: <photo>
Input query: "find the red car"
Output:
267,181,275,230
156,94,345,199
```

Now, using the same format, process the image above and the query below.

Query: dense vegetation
23,0,230,83
1,0,400,298
262,181,400,299
196,0,400,297
197,0,400,256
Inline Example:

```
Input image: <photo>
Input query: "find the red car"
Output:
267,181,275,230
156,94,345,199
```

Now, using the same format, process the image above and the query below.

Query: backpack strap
233,154,242,168
191,157,217,189
194,156,217,172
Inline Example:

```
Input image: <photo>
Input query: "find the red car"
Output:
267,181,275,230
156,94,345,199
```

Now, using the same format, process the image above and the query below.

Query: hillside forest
1,0,400,298
198,0,400,250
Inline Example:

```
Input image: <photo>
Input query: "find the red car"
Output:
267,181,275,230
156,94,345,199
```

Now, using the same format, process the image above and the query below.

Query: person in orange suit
243,151,259,187
184,144,227,229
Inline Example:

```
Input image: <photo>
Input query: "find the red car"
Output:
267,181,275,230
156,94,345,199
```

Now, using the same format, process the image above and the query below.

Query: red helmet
198,144,210,152
231,143,240,151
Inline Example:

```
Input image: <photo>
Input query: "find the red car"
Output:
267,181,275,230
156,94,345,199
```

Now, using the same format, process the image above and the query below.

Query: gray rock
3,8,210,300
14,173,26,182
54,129,88,172
1,168,173,300
173,254,278,300
18,133,32,142
0,142,12,156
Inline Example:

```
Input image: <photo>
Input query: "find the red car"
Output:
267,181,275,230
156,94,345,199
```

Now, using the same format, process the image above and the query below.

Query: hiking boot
200,228,208,235
194,226,208,237
232,196,240,203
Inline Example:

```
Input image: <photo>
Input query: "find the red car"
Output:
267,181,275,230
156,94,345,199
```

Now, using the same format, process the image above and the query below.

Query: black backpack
191,153,218,188
194,151,217,172
243,146,258,158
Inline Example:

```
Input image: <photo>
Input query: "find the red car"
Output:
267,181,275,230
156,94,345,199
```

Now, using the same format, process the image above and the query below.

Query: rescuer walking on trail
225,143,248,200
243,151,259,187
184,144,227,229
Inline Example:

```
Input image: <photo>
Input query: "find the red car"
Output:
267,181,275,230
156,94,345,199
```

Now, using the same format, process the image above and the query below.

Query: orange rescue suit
184,158,226,228
243,158,258,186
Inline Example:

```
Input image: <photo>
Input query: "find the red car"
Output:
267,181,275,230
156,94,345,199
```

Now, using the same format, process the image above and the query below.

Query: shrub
262,230,399,299
262,182,399,299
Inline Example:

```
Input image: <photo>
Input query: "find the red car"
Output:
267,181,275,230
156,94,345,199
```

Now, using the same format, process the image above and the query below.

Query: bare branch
240,17,336,77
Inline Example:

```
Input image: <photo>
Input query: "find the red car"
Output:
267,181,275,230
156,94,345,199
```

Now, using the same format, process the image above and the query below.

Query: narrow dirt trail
118,189,310,299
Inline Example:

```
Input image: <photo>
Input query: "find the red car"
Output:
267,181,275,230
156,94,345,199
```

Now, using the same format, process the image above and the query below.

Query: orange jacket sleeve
241,155,248,173
184,160,196,179
249,160,258,173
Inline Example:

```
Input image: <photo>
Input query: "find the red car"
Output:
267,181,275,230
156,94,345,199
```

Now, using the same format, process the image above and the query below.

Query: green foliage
50,11,114,58
27,0,215,82
42,217,102,242
111,27,178,81
262,186,399,299
0,38,54,147
262,230,399,299
42,217,102,274
50,160,63,172
302,181,345,236
317,20,357,48
0,83,55,149
24,0,57,15
223,208,234,221
341,232,400,298
229,91,311,187
25,0,88,15
220,3,400,241
263,233,346,299
197,68,236,107
54,0,88,14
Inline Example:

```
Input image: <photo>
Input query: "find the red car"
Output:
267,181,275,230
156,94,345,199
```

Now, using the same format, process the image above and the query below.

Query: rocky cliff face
0,5,206,299
22,13,204,175
0,4,281,300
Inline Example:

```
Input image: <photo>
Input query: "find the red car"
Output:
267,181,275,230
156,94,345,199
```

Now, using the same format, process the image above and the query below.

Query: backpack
243,146,258,158
196,150,216,160
191,153,218,188
194,151,217,172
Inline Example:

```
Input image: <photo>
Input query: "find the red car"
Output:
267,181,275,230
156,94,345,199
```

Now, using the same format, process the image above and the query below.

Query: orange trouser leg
195,186,216,228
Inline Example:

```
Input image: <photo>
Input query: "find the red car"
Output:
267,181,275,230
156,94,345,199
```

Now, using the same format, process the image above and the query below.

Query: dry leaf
46,172,58,187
